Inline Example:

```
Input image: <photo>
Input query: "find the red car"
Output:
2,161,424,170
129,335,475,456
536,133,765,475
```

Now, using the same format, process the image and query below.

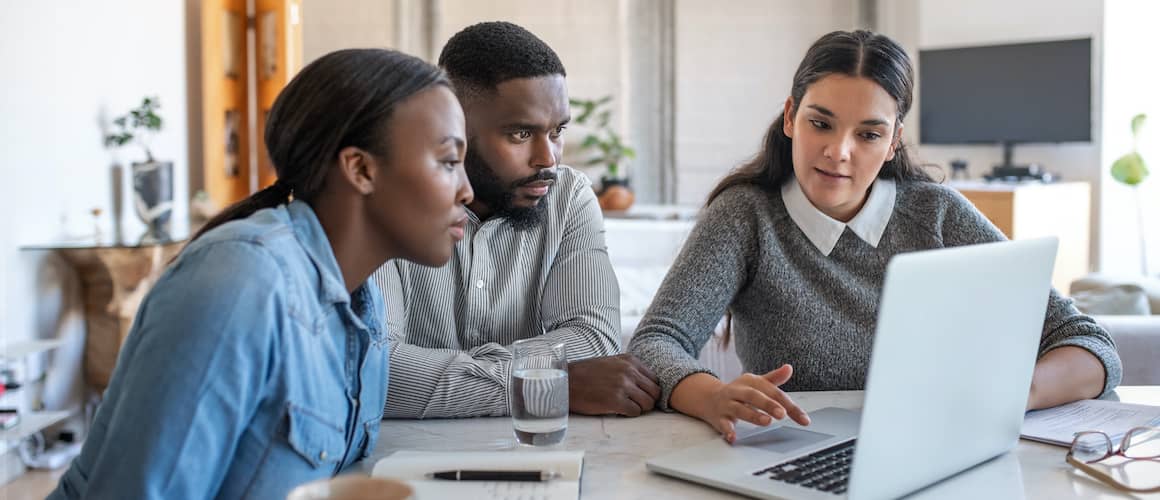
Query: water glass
510,338,569,446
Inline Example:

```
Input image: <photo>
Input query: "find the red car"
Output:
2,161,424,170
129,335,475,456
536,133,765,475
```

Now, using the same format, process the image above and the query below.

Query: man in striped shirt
373,21,661,419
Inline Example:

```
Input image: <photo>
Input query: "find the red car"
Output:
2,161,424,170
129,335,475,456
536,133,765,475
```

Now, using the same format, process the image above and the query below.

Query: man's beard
464,145,556,231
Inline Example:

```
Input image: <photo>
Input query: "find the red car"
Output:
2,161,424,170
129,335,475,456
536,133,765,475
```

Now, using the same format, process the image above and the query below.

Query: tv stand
987,141,1051,181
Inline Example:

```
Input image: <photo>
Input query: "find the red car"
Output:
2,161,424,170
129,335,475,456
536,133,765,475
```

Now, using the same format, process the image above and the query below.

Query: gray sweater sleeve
628,187,762,409
932,186,1123,397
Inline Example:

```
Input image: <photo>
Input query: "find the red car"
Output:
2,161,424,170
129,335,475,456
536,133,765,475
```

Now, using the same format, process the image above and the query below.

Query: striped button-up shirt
372,166,621,418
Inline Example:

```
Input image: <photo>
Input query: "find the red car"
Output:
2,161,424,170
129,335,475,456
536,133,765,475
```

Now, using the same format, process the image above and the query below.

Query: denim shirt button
319,451,328,461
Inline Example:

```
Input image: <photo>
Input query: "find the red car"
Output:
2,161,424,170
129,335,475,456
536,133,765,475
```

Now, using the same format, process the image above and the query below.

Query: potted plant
1110,113,1152,275
570,96,636,211
105,96,174,243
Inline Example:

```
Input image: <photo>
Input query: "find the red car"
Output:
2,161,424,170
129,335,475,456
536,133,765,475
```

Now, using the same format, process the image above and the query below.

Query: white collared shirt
780,176,897,256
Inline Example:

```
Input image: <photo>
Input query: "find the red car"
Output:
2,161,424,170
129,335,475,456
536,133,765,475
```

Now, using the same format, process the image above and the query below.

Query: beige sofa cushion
1071,273,1160,314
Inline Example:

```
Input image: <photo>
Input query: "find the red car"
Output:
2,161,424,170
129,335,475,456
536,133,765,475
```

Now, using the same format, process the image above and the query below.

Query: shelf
0,340,63,361
0,411,70,442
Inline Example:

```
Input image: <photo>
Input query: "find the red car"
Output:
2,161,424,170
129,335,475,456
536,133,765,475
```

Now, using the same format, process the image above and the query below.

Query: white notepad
1021,399,1160,447
371,450,584,500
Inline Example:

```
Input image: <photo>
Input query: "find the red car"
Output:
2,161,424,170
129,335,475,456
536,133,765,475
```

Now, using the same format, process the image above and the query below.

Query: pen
427,470,561,481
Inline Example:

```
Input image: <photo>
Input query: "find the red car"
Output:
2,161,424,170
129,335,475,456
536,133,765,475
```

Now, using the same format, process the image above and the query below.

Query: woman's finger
727,400,773,427
751,379,811,426
732,385,787,420
762,364,794,386
713,416,737,443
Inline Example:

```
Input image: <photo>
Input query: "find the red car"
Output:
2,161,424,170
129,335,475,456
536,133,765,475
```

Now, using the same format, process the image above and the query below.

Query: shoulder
185,206,296,259
895,181,970,211
704,183,779,222
170,209,295,298
547,165,601,224
893,181,980,222
554,165,596,205
893,180,1005,244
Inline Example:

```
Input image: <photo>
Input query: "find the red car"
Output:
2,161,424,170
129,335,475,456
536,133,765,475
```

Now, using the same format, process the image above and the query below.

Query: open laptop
646,238,1058,500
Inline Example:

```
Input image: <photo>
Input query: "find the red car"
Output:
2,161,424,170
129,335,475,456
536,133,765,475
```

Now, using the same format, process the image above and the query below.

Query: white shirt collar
781,177,897,256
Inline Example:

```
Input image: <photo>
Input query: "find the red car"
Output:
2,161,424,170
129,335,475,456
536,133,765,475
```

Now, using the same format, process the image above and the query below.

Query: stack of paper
372,450,584,500
1021,399,1160,446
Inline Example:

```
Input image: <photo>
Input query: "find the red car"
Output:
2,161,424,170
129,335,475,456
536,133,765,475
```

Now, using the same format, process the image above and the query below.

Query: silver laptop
646,238,1058,500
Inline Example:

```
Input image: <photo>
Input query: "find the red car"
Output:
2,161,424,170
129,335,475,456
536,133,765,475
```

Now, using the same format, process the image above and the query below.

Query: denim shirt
50,200,388,500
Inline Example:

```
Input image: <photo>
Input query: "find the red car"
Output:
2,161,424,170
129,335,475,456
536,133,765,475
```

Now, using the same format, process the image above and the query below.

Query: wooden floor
0,469,64,500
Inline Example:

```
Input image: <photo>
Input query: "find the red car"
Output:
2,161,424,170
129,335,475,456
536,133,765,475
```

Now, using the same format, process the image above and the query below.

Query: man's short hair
437,21,566,102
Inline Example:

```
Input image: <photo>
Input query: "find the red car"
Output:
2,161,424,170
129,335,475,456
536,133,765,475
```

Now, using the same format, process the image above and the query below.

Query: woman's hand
696,364,811,443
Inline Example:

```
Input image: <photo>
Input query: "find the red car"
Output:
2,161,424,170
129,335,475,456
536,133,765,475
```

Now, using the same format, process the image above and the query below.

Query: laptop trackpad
735,426,835,454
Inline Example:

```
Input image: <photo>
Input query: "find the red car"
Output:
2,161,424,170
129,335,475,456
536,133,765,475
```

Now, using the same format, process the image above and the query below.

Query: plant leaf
597,111,611,127
1111,152,1149,186
1131,113,1147,138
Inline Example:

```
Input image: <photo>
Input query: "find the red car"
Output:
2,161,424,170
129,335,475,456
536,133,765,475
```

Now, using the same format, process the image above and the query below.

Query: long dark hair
192,48,449,241
706,30,934,208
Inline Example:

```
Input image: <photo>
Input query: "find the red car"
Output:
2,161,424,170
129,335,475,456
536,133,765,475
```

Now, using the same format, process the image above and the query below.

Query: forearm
540,322,621,360
669,372,724,421
385,343,512,418
1027,346,1106,410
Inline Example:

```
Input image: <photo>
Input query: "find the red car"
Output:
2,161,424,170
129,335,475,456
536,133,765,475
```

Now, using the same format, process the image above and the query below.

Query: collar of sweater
781,176,897,256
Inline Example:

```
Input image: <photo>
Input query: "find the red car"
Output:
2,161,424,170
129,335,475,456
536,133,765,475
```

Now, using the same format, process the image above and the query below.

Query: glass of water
510,338,569,446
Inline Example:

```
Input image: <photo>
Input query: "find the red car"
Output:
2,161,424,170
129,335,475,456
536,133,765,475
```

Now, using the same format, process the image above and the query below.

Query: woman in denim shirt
50,49,473,499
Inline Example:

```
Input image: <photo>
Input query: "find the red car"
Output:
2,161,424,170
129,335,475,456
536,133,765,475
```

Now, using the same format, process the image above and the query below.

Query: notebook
1021,399,1160,446
371,450,584,500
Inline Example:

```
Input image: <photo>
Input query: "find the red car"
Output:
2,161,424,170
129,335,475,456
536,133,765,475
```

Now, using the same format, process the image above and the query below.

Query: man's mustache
512,170,558,188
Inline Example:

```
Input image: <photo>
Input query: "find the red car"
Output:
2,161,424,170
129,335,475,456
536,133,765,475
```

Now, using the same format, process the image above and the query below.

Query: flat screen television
918,38,1092,170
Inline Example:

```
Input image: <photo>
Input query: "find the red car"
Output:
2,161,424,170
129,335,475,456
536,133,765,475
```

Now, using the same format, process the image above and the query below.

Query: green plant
1111,113,1150,186
570,96,635,179
104,96,164,161
1110,113,1151,274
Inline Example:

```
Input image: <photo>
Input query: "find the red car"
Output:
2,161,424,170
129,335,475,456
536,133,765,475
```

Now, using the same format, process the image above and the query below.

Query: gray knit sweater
628,181,1122,409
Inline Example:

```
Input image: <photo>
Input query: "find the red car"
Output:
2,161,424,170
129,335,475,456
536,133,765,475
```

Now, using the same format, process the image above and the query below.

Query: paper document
1021,399,1160,447
372,450,584,500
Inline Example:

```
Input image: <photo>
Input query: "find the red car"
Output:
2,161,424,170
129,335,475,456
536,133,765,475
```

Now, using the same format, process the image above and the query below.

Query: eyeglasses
1066,426,1160,493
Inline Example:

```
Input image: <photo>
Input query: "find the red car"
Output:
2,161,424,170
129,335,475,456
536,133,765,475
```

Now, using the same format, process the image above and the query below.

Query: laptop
646,238,1058,500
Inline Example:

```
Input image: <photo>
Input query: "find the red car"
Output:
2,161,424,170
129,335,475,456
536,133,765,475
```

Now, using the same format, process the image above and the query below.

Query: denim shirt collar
285,200,381,335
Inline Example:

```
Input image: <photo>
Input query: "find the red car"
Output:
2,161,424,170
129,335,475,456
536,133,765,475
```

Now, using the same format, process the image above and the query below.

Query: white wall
1099,0,1160,276
673,0,857,205
0,0,189,361
303,0,396,63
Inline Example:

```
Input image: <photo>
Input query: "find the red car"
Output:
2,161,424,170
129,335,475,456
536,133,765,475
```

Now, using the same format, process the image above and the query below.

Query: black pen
427,470,561,481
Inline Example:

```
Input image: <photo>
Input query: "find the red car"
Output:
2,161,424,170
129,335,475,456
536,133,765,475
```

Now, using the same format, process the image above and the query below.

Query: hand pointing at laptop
670,364,812,444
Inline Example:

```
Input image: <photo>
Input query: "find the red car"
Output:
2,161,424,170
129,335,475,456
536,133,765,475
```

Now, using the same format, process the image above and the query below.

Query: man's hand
568,354,661,417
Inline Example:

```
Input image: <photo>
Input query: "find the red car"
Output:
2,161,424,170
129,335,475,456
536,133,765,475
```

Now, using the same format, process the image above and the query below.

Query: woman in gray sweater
628,30,1121,443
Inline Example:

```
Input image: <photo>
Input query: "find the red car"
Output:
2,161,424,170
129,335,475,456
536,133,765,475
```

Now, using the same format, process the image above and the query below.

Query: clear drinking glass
510,338,569,446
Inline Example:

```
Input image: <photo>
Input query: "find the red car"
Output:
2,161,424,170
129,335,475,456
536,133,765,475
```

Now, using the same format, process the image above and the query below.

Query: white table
366,387,1160,499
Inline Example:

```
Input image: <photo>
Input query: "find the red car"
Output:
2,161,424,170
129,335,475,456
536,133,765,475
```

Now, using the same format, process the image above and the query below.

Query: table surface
367,386,1160,499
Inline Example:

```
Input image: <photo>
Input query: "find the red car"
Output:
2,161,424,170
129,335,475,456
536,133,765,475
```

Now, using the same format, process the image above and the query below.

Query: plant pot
131,160,174,243
598,176,635,211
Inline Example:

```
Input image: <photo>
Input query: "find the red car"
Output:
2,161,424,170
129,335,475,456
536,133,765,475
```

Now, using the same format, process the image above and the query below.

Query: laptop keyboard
752,440,855,495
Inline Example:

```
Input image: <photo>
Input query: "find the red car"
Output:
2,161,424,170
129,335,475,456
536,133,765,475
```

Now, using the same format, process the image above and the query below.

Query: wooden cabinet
951,181,1091,292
